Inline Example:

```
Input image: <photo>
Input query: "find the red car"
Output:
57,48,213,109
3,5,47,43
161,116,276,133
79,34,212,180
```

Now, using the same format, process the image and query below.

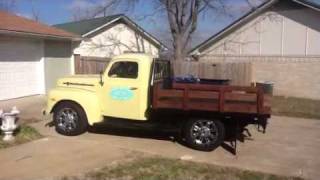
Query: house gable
74,22,160,57
54,15,167,53
190,0,320,57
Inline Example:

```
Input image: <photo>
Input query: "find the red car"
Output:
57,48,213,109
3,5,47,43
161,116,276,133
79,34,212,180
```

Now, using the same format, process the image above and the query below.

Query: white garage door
0,36,44,100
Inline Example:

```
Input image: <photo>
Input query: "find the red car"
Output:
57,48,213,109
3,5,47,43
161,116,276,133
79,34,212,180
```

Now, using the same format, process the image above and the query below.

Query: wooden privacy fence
75,55,111,74
172,61,252,86
74,55,252,86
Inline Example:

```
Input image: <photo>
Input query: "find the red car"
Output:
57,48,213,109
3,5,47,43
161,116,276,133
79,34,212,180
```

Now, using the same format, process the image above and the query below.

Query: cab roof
112,53,154,63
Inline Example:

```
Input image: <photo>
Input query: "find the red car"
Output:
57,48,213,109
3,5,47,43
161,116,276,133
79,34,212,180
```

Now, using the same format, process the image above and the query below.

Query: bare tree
71,0,256,61
80,26,150,57
30,0,40,21
158,0,208,61
0,0,16,12
70,0,138,21
156,0,259,61
0,0,41,21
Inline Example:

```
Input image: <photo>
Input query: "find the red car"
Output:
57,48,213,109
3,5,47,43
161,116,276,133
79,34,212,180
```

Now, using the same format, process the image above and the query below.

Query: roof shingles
53,14,123,36
0,11,79,39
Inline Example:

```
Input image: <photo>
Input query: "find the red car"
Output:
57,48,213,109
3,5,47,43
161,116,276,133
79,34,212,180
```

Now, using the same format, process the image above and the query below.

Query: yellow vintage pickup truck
45,53,271,151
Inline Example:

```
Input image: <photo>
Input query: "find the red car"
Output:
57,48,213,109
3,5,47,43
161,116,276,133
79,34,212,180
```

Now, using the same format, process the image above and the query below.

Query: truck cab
46,54,157,124
45,53,270,152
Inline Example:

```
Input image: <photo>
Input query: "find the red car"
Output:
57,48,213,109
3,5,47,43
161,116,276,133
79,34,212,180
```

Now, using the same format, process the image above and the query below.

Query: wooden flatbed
152,82,271,117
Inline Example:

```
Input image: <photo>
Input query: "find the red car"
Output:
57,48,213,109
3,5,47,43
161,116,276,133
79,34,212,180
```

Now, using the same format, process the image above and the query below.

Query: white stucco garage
0,11,79,101
0,36,44,100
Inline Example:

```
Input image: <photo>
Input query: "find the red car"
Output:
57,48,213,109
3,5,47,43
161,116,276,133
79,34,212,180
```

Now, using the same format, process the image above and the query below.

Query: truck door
101,60,143,120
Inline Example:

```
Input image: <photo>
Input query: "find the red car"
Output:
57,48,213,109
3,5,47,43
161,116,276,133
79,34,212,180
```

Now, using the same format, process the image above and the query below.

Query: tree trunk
173,34,186,61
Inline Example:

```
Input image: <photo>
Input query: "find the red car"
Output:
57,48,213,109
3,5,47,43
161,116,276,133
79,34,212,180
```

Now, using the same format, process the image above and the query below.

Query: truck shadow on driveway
88,123,180,143
87,118,256,154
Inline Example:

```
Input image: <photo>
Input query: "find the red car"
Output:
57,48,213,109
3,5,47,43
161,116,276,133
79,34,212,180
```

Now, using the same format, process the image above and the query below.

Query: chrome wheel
56,108,79,132
190,120,218,145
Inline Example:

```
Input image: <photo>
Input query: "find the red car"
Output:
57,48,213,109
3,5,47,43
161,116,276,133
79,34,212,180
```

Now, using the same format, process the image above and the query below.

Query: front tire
53,102,88,136
184,118,225,151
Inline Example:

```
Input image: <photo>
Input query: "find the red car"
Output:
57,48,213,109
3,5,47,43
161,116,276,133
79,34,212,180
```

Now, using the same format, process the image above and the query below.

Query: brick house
190,0,320,99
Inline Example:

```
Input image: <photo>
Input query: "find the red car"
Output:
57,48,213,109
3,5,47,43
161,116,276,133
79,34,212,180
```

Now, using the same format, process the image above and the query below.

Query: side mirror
99,71,104,86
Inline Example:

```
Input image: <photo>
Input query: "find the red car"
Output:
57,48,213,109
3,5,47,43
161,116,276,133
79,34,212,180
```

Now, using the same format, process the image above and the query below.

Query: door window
154,61,170,81
108,61,138,79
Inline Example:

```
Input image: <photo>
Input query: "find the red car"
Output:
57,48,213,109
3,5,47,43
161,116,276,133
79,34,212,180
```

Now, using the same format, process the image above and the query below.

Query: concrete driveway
0,117,319,180
0,95,46,123
0,96,319,180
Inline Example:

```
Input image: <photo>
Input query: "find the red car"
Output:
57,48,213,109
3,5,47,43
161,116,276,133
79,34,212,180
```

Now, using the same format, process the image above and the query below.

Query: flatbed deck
153,82,271,116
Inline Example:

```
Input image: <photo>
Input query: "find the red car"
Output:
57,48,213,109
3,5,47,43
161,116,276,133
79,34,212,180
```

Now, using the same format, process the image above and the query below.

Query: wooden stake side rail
152,82,271,115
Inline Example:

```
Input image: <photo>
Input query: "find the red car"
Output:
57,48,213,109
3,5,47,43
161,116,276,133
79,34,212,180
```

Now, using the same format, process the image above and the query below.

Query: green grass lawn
62,157,304,180
272,96,320,120
0,125,42,149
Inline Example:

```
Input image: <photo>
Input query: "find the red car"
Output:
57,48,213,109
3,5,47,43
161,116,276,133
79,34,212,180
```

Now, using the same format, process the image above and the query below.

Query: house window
108,61,138,79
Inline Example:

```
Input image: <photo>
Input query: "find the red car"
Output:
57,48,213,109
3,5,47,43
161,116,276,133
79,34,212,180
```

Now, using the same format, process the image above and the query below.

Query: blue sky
13,0,320,45
15,0,243,24
16,0,74,25
14,0,257,44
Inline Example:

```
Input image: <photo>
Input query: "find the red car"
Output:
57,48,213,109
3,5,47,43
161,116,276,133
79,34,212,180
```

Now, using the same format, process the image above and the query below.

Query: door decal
110,87,134,101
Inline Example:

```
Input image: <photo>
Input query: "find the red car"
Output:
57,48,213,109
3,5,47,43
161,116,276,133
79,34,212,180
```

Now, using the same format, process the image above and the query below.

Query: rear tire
53,102,88,136
184,118,225,151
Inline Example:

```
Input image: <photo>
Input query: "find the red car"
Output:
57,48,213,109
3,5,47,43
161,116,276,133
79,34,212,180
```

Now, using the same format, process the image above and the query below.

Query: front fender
46,87,103,125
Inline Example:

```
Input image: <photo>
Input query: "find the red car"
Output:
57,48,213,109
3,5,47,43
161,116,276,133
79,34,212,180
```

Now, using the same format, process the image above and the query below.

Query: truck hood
56,75,101,91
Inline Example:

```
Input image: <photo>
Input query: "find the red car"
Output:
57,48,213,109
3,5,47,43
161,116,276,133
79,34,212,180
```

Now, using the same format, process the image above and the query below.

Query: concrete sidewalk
0,116,319,180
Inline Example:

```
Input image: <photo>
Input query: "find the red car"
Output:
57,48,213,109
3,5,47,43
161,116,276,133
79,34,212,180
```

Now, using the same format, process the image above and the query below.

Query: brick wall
199,55,320,100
